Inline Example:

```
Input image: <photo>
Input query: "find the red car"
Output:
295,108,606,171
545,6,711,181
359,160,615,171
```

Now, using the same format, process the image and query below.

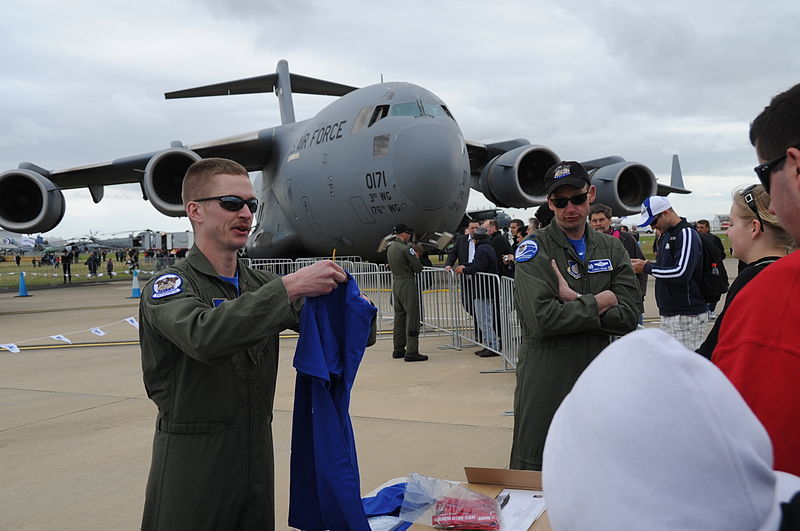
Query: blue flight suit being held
289,273,377,531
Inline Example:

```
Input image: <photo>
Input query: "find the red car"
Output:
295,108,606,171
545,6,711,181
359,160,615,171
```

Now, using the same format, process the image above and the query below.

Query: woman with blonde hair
697,184,795,358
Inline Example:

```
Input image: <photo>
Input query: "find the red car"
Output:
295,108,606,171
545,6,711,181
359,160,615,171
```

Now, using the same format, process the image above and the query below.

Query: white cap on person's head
635,196,671,227
543,328,800,531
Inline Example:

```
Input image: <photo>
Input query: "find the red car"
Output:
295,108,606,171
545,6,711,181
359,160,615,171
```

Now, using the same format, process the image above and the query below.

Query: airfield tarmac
0,267,729,530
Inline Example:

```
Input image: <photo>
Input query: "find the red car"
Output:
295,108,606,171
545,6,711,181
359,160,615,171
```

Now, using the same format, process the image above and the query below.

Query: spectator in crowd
483,219,512,277
696,219,729,319
445,220,481,340
713,82,800,475
543,329,800,531
61,249,72,283
456,226,499,357
696,185,794,359
533,202,554,229
631,197,707,350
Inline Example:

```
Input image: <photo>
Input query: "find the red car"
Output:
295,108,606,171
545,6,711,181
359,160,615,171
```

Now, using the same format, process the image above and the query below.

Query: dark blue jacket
289,274,376,531
463,239,498,276
645,219,707,316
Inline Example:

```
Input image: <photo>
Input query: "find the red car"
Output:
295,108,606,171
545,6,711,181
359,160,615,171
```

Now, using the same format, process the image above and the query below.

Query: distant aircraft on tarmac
0,60,690,261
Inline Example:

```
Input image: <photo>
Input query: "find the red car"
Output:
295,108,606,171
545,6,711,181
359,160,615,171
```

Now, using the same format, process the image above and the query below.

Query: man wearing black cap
510,161,641,471
387,224,427,362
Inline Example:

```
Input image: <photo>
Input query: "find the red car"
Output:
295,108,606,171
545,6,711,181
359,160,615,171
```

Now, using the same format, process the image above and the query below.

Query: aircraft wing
44,128,275,191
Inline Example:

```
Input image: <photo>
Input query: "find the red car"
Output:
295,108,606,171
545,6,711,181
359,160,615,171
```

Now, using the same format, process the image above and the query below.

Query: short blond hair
181,158,248,206
732,184,796,252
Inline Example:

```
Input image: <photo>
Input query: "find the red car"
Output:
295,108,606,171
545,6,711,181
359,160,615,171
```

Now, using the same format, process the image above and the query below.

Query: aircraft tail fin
656,154,691,195
165,60,358,126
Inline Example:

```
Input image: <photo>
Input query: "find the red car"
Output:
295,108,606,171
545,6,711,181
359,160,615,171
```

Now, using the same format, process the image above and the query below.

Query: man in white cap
631,196,707,349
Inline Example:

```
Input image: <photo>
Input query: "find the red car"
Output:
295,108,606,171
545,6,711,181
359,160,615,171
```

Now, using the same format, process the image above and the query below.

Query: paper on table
497,489,546,531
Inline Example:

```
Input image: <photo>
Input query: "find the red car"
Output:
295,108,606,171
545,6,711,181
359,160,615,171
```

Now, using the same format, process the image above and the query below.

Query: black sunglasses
649,213,662,227
192,195,258,213
740,185,765,232
549,192,589,209
753,143,800,193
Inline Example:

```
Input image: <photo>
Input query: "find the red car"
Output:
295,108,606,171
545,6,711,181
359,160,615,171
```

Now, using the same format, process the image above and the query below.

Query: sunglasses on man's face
192,195,259,213
753,143,800,194
549,192,589,209
649,213,662,227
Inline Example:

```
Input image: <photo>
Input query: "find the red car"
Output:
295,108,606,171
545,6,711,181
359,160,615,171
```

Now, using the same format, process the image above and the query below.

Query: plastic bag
399,473,501,530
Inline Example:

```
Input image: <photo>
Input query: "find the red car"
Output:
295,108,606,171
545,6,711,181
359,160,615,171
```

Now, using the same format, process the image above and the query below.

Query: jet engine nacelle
478,145,560,207
143,148,201,217
0,168,66,233
588,161,657,216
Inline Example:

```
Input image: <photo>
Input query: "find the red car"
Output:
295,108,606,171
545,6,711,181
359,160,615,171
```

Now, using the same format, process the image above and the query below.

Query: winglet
164,60,359,126
656,154,691,195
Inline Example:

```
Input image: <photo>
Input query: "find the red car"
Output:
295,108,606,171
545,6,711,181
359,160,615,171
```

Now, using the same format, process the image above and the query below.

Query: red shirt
713,250,800,474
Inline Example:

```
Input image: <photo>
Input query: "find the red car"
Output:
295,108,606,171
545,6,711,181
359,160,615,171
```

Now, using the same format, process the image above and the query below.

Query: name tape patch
152,274,183,299
515,240,539,263
587,259,613,273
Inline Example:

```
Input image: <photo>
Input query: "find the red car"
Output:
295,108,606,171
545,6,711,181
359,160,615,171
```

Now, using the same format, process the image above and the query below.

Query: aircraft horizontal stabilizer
165,73,358,99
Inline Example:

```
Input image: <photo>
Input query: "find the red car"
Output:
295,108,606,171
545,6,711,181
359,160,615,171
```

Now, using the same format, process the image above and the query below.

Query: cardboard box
408,467,551,531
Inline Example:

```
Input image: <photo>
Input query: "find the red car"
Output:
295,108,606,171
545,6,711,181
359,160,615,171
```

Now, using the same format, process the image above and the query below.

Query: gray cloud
1,0,799,238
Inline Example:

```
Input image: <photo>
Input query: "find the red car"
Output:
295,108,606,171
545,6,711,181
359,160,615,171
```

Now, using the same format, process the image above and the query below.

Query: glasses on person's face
740,185,765,232
549,192,588,209
192,195,259,213
753,143,800,194
649,213,662,227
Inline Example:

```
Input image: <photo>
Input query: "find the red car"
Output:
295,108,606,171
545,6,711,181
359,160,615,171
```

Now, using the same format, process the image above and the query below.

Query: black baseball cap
393,223,414,234
544,161,592,196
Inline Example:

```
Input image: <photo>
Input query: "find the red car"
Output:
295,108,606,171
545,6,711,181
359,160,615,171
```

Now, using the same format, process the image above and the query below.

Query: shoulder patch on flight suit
408,247,416,256
151,274,183,299
567,260,582,279
515,240,539,262
587,259,613,273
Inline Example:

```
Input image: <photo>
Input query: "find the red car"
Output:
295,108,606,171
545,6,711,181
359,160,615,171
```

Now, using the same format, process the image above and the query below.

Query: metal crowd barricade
448,271,520,371
417,267,460,346
498,276,520,369
351,270,394,336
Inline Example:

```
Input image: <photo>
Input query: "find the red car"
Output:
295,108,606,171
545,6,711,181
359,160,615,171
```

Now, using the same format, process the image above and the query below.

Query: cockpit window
351,106,374,134
368,105,389,127
389,102,423,117
421,102,454,120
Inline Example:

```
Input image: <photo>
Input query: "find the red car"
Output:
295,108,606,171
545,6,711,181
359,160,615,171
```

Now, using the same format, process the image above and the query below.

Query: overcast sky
2,0,799,240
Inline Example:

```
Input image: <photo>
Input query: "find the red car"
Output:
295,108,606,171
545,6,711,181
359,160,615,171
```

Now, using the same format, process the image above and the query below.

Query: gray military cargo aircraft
0,60,687,261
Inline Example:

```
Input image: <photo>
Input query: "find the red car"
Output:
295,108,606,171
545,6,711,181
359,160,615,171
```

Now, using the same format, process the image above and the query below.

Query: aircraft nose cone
393,123,464,210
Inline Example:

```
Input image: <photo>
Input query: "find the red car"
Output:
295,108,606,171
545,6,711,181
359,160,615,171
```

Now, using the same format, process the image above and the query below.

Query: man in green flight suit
139,158,348,530
509,161,641,471
387,223,428,362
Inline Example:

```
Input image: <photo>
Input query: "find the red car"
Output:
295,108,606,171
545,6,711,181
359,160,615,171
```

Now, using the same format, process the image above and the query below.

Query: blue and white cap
636,196,672,227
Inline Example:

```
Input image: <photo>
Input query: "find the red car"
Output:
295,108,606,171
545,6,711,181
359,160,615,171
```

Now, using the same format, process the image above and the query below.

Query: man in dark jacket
456,226,500,357
632,196,707,350
696,219,729,319
139,158,347,530
510,161,641,471
483,219,513,277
